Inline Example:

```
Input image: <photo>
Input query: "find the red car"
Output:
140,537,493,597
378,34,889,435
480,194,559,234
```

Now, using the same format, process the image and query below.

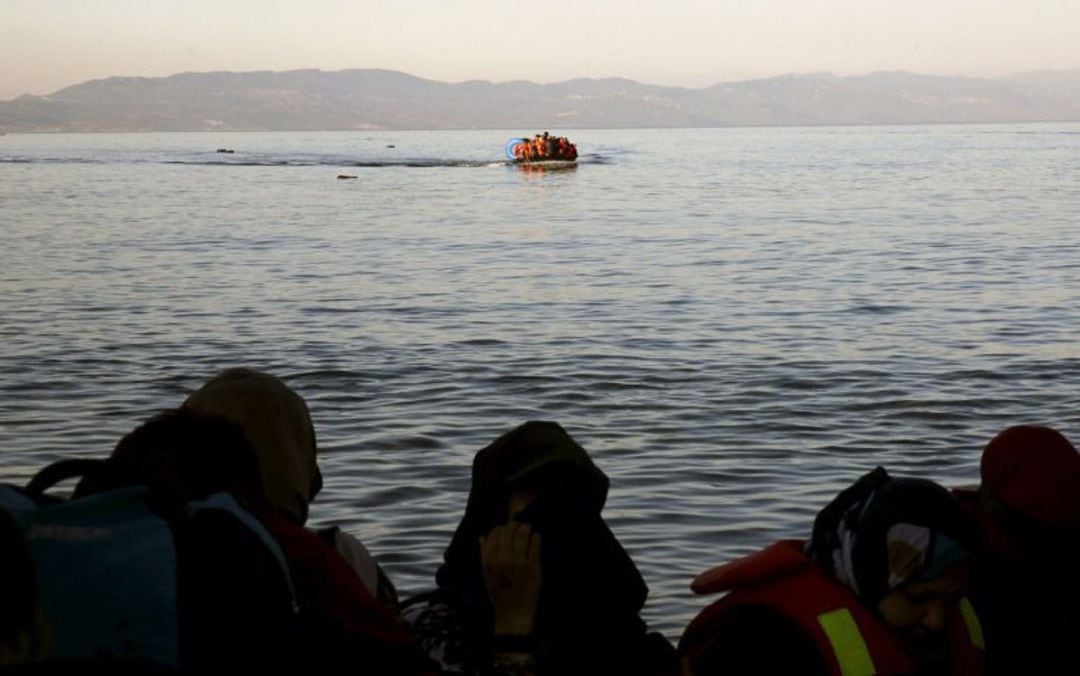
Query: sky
2,0,1079,101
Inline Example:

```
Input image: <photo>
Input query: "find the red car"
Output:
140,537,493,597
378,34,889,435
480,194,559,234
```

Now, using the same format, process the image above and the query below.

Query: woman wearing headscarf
953,425,1080,675
679,467,985,675
404,420,676,676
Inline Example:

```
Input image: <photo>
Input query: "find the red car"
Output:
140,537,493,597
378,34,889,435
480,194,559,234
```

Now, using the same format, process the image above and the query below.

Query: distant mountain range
2,68,1080,132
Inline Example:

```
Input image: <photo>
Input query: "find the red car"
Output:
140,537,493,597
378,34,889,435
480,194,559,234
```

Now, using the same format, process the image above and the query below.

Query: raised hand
480,521,542,636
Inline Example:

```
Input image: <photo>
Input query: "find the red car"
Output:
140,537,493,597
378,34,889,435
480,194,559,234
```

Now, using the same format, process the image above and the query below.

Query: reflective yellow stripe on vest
818,608,876,676
959,597,986,650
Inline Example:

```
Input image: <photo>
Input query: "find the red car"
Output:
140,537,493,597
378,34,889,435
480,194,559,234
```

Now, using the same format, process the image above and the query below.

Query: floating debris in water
216,148,234,154
337,174,358,180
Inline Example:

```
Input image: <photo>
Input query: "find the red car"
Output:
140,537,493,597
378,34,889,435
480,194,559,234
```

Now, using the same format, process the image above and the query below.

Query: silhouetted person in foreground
404,420,676,676
954,425,1080,675
86,406,435,674
182,367,395,604
680,467,985,675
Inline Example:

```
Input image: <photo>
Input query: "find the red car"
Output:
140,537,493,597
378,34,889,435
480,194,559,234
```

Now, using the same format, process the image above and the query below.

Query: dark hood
436,421,650,670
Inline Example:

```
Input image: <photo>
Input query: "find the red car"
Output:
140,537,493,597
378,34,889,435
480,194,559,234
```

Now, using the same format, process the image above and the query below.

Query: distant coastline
2,67,1079,133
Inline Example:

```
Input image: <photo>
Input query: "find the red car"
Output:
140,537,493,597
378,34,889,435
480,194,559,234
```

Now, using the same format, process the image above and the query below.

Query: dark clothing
411,421,675,676
956,488,1080,676
954,426,1080,675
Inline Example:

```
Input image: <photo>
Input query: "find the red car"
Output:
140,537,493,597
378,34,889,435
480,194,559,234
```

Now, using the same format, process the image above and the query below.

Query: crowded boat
507,132,578,164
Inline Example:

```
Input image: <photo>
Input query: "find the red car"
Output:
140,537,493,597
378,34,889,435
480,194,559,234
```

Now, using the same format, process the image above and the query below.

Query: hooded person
954,425,1080,675
404,421,676,676
680,467,986,676
182,367,320,526
180,367,394,604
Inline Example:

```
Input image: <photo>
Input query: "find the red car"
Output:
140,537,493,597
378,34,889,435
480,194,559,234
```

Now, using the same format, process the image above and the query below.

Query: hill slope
2,68,1079,132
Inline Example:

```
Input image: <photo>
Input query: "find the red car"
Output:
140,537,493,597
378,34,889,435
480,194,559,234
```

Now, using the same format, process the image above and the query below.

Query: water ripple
3,125,1080,638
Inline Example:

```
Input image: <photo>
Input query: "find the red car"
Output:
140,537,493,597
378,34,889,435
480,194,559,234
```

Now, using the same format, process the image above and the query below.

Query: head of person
807,468,979,660
437,421,649,661
977,425,1080,563
182,368,320,525
90,407,265,503
469,419,608,526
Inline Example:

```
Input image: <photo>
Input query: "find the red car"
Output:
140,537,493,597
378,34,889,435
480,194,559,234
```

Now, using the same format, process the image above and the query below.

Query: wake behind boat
505,132,577,165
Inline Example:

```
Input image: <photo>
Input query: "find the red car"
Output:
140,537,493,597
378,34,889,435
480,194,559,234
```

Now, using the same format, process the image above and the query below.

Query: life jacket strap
817,607,876,676
959,597,985,650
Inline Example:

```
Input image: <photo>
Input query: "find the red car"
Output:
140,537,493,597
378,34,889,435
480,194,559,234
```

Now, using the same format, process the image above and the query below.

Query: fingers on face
482,522,541,564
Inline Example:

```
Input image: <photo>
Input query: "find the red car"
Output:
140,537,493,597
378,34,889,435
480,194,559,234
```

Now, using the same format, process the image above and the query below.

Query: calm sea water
2,125,1079,638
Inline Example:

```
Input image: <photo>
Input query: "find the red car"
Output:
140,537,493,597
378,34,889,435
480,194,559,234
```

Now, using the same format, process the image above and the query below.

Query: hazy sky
2,0,1078,100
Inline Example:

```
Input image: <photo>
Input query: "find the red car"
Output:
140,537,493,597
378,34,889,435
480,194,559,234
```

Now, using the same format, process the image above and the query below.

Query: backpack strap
24,459,107,500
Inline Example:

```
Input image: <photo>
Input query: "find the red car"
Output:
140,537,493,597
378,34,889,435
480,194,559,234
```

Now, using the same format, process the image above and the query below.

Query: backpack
0,458,300,673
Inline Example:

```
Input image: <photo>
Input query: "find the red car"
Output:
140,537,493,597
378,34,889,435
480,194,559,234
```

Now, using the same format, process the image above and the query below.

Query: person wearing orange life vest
535,134,548,160
679,467,986,676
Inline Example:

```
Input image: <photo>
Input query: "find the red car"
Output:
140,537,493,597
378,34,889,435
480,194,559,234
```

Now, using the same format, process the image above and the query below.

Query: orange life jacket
684,540,985,676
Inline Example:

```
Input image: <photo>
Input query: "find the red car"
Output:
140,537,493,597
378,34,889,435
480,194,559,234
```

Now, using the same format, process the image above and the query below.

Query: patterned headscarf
806,467,978,605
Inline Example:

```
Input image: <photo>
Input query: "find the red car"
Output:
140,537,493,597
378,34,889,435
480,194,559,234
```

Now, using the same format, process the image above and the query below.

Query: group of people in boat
514,132,578,163
2,366,1078,674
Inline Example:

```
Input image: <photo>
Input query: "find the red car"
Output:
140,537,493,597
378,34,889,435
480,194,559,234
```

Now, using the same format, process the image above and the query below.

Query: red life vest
684,540,985,676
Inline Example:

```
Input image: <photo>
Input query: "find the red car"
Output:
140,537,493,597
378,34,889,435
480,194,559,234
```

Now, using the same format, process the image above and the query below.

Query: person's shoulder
258,511,385,606
316,525,399,604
